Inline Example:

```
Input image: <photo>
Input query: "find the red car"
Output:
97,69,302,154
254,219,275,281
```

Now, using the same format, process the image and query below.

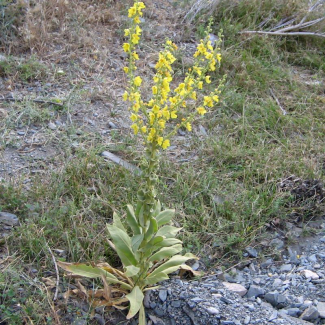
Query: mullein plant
58,1,224,324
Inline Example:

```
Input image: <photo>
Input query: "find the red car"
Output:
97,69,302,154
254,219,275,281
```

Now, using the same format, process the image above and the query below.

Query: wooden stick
269,88,287,116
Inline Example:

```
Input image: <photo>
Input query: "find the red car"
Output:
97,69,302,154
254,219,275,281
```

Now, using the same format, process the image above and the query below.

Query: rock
280,264,292,272
301,270,319,280
317,301,325,318
158,289,167,302
264,291,287,308
205,306,219,315
245,247,258,258
287,308,301,318
246,285,265,298
270,238,285,250
300,306,320,321
0,212,19,226
48,122,57,130
222,282,247,297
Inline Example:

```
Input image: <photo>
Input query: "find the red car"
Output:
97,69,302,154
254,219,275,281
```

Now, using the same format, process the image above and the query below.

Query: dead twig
269,88,287,116
0,97,64,107
239,30,325,38
45,243,60,301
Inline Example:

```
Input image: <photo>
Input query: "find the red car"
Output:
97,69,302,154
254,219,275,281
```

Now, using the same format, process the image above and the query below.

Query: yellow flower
135,25,142,35
123,67,129,73
204,96,214,107
186,122,192,131
191,92,197,100
162,139,170,149
131,123,139,134
132,103,140,112
134,76,142,86
198,81,203,89
152,86,158,95
158,119,166,129
123,43,130,53
216,53,222,62
171,111,177,119
197,106,207,115
213,95,219,102
123,91,128,101
134,16,141,24
138,2,146,10
141,126,147,133
128,7,136,17
131,34,140,44
132,52,139,60
205,76,211,84
152,105,160,113
157,137,163,146
130,113,138,122
124,29,130,36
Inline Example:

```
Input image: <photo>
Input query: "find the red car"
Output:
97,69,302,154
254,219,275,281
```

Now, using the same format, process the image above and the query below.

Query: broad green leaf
144,217,155,242
126,204,141,235
152,200,161,217
156,225,182,238
148,244,182,262
57,262,133,290
159,238,182,247
107,225,138,266
131,234,144,252
113,211,127,233
138,205,145,227
138,304,146,325
160,265,183,275
144,272,169,285
150,254,194,278
126,286,144,319
147,236,164,247
124,265,140,277
156,209,175,227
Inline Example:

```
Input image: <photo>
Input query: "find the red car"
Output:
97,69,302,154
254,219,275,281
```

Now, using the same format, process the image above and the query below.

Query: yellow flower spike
186,122,192,131
162,139,170,149
134,76,142,87
130,113,138,122
171,111,177,119
152,86,158,95
197,106,207,115
131,124,139,135
123,67,129,73
205,76,211,84
123,43,130,53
